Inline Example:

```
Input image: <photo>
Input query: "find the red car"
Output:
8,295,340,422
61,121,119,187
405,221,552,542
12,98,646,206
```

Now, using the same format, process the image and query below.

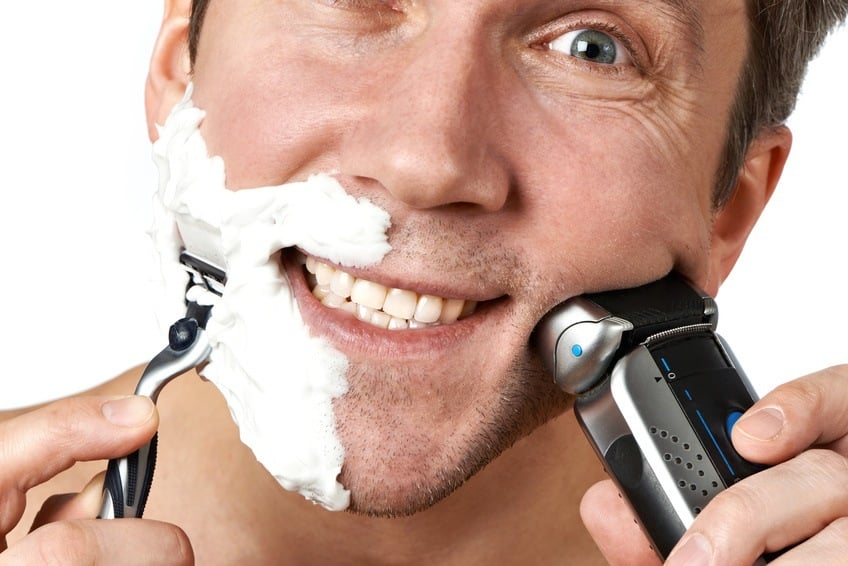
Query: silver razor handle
98,314,212,519
98,250,224,519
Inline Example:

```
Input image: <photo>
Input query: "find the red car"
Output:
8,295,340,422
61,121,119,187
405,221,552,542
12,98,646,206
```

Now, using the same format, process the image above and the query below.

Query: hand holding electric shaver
534,273,771,563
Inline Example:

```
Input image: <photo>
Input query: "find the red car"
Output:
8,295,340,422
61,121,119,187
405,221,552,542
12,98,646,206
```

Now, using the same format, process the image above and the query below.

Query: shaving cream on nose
149,85,391,511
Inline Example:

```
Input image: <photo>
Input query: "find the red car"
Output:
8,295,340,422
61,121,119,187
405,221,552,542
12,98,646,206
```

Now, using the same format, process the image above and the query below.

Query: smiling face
147,0,779,517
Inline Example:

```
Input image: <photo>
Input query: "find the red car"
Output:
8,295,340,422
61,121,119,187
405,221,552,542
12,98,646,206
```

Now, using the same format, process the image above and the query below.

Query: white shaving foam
149,85,391,511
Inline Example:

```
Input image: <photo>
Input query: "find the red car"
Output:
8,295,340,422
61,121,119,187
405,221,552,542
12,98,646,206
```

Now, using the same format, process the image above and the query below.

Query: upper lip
293,248,506,303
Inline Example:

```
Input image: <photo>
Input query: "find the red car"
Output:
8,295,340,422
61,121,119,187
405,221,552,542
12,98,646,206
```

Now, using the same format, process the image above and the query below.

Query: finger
0,519,193,566
771,516,848,565
30,472,106,531
0,396,156,534
580,480,661,566
0,396,156,488
731,365,848,464
665,449,848,566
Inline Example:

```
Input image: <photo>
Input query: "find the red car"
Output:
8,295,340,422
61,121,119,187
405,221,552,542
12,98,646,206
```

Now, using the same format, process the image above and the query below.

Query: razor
98,250,226,519
534,273,772,563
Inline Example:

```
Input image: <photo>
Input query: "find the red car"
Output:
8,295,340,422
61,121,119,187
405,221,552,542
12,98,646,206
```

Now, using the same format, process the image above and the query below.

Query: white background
0,7,845,409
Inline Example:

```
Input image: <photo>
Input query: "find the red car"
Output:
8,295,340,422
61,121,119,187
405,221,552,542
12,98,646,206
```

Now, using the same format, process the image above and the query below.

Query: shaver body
575,329,761,557
535,274,766,561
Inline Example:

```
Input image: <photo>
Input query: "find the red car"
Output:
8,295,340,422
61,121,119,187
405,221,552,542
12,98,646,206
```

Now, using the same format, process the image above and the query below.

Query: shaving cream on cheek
149,85,391,511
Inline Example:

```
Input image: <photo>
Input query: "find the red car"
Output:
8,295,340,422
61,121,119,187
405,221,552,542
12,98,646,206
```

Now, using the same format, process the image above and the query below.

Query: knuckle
778,364,848,411
41,401,90,448
776,377,825,415
815,516,848,560
826,517,848,544
701,481,762,537
822,363,848,379
828,515,848,538
796,448,848,481
0,488,26,534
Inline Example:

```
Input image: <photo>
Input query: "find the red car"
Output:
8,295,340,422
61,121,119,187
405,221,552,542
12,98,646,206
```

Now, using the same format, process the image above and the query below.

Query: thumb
580,480,661,566
30,471,107,531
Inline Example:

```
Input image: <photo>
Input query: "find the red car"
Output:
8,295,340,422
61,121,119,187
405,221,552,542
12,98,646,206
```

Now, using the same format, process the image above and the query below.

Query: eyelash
541,18,645,74
321,3,645,75
326,0,403,11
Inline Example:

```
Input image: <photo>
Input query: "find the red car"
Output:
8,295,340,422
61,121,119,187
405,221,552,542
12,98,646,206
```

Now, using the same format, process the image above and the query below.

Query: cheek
191,75,343,189
508,111,714,295
190,23,371,189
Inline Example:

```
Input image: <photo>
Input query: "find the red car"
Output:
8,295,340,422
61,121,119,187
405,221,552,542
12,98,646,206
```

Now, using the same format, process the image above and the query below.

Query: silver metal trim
644,323,716,347
536,298,632,394
611,346,725,527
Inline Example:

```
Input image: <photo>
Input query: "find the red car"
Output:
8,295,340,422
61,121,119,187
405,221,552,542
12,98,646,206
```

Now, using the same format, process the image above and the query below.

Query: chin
334,355,571,517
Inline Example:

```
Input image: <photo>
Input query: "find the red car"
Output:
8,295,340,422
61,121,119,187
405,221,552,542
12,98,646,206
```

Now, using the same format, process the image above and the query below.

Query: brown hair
186,0,848,207
188,0,209,66
716,1,848,206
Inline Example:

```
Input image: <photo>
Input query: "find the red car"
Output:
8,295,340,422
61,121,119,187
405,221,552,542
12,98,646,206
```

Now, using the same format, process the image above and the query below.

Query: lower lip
281,254,509,361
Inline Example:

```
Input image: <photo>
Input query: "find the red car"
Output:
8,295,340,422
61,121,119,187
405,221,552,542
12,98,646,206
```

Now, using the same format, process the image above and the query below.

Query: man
2,0,847,563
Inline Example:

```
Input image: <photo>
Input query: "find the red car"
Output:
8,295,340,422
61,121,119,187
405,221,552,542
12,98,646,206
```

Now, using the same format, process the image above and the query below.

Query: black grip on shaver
103,454,126,519
605,434,685,558
102,432,159,518
135,432,158,517
585,273,712,349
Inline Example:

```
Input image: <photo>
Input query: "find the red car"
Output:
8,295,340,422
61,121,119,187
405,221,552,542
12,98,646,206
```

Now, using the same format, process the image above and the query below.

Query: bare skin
2,0,848,564
5,369,608,564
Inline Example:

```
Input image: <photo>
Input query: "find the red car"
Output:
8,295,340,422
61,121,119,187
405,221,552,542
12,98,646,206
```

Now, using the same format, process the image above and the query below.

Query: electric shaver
534,273,769,562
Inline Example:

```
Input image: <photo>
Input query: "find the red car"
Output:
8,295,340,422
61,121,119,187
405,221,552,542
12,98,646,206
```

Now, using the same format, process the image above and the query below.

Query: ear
704,126,792,295
145,0,193,142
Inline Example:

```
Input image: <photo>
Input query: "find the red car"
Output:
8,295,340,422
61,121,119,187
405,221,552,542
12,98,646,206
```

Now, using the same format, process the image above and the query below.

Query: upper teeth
304,255,477,330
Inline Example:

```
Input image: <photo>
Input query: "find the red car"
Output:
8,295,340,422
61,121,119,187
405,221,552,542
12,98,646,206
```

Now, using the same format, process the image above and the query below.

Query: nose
339,26,511,212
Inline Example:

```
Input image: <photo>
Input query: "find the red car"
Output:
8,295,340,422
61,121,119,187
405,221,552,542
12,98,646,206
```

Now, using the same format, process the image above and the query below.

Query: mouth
302,254,478,330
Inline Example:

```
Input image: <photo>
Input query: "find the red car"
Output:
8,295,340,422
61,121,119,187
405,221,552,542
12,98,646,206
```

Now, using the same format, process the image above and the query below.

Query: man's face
187,0,748,515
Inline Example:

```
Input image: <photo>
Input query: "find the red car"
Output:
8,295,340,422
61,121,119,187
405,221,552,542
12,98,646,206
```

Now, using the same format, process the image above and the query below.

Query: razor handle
575,330,763,559
100,433,159,519
98,313,212,519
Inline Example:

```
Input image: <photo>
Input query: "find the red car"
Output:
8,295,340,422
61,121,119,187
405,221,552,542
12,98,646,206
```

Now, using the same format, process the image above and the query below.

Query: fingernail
736,406,785,441
666,533,712,566
102,396,154,426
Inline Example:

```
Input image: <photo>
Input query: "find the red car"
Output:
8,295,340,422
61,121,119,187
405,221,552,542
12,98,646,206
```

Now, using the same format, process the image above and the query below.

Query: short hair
716,1,848,206
188,0,209,68
186,0,848,208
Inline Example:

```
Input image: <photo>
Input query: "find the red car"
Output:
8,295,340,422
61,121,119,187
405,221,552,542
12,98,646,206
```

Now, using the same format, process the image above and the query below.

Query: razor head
180,250,227,297
535,297,631,395
535,274,719,396
175,214,227,297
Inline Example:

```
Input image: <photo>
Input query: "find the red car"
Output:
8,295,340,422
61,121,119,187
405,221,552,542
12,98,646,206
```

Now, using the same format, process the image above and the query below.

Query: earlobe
145,1,193,141
705,126,792,295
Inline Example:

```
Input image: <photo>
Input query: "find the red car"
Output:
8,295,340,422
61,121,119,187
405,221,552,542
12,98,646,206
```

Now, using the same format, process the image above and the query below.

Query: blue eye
549,29,630,66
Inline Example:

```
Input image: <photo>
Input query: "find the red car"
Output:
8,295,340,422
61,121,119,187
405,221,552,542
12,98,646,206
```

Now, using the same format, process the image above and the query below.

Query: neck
145,368,605,564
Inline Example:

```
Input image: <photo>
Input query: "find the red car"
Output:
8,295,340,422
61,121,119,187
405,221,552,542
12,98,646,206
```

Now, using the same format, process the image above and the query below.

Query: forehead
193,0,744,49
192,0,751,114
